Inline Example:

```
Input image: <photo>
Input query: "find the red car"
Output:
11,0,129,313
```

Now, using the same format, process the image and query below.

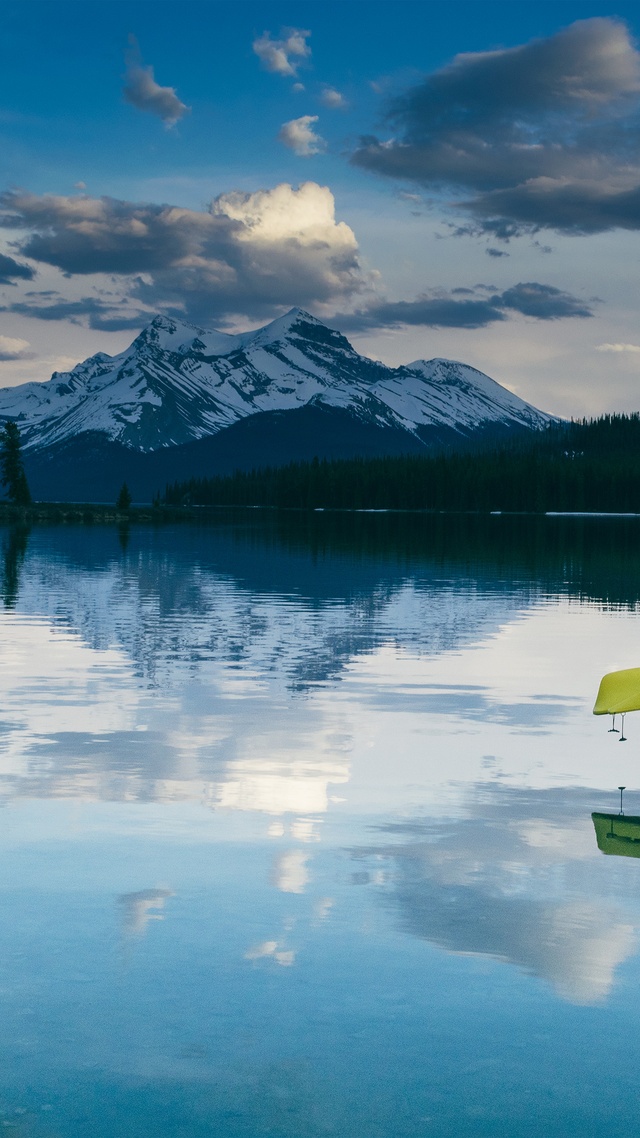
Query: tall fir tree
116,482,132,510
0,421,31,506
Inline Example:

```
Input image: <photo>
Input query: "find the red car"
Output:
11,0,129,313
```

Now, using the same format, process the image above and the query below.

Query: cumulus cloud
278,115,326,156
320,87,347,109
596,342,640,353
352,18,640,235
252,28,310,76
123,39,190,127
0,335,32,361
0,252,35,284
0,183,367,324
340,281,593,331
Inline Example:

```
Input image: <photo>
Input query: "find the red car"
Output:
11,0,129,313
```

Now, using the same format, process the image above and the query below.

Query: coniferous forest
162,414,640,513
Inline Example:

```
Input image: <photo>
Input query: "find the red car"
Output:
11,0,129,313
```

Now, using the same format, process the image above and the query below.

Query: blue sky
3,1,640,415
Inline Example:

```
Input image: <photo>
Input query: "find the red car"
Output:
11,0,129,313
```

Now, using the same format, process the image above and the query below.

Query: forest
162,414,640,513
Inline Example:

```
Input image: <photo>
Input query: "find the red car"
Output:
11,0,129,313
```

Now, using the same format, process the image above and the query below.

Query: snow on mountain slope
0,309,553,453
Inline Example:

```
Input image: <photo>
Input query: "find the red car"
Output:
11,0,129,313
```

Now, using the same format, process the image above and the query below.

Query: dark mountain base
21,405,532,503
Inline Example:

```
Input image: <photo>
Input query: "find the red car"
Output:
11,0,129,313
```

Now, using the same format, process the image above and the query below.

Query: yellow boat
593,666,640,739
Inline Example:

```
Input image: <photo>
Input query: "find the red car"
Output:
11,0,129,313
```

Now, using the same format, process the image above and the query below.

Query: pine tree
116,482,132,510
0,421,31,505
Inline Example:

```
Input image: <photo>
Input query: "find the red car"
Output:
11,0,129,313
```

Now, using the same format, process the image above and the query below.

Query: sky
3,0,640,416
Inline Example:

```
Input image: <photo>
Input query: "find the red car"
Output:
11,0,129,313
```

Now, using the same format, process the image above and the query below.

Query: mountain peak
256,307,322,337
244,307,356,356
136,313,205,346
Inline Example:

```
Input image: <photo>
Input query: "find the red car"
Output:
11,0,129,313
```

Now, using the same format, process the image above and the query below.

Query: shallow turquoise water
0,514,639,1136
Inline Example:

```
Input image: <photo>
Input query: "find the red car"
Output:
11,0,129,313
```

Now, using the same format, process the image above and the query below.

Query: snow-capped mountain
0,309,552,454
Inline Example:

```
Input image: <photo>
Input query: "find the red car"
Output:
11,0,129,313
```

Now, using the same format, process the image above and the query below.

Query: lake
0,511,639,1137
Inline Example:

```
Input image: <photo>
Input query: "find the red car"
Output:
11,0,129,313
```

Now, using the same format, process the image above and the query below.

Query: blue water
0,515,639,1136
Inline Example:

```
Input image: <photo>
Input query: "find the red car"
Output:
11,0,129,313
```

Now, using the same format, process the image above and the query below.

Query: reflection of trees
1,524,30,609
117,522,130,553
268,511,640,611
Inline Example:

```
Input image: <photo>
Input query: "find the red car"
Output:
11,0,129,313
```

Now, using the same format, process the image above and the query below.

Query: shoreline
1,503,640,525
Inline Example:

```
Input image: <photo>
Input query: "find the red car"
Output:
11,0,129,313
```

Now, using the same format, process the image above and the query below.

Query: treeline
163,414,640,513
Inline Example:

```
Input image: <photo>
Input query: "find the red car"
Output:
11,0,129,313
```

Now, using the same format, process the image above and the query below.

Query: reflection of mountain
0,514,637,809
4,513,640,683
356,788,639,1005
7,522,538,692
0,520,537,805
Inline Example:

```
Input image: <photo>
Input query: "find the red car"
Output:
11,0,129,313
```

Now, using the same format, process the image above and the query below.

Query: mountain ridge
0,308,553,458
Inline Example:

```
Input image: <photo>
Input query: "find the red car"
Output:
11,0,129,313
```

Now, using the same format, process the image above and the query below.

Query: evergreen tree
116,482,132,510
0,421,31,505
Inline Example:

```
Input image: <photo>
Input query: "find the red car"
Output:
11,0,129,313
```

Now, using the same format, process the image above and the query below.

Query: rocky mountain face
1,309,552,457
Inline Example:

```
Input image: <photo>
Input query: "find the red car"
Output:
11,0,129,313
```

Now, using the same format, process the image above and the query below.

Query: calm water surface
0,514,639,1136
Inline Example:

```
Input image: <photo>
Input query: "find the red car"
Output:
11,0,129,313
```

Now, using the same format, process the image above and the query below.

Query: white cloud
252,28,310,77
0,335,32,360
320,86,347,109
596,342,640,353
278,115,326,157
123,39,190,127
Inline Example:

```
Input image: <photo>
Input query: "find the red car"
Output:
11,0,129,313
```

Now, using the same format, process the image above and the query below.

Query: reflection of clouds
391,870,634,1005
290,818,320,843
215,756,349,816
118,889,173,938
344,647,581,732
313,897,334,921
359,787,640,1005
245,940,296,967
0,614,139,773
273,850,310,894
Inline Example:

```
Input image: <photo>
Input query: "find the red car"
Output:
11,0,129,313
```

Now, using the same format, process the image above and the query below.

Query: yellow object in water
593,667,640,715
592,812,640,858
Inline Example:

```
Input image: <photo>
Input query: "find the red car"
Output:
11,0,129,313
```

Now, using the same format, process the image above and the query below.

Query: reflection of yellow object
593,668,640,715
592,813,640,858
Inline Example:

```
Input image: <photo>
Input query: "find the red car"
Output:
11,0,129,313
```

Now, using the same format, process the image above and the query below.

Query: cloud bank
0,183,368,325
340,281,593,330
1,296,147,331
352,18,640,235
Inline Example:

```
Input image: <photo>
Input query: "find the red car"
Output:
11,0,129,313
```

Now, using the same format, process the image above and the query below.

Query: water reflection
118,888,174,938
1,524,29,609
593,812,640,858
0,515,639,1133
356,788,640,1004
